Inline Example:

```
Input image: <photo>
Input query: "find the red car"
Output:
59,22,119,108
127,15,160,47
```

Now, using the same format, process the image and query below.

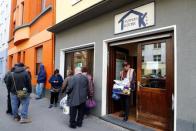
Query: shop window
36,47,43,75
64,48,94,77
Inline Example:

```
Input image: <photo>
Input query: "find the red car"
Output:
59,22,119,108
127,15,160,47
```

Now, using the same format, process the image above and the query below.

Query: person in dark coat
7,63,32,123
48,69,63,108
66,67,88,129
62,70,73,93
82,67,94,116
4,67,15,115
36,64,46,99
61,70,73,100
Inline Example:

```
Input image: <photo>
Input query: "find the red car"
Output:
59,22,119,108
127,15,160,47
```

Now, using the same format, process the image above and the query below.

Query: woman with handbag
48,69,63,108
82,67,96,116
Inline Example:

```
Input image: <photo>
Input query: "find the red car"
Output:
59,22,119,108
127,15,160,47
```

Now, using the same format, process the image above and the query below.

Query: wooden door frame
107,46,129,113
101,29,177,130
102,26,176,130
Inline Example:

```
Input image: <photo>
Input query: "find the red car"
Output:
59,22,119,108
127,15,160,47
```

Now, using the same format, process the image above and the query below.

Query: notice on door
114,2,155,34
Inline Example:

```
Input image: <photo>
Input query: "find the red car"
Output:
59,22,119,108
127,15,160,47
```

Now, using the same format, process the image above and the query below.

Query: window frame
35,46,43,75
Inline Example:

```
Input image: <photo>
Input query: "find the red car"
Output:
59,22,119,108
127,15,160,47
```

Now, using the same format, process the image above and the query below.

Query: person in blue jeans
36,64,46,99
6,63,32,123
48,69,63,108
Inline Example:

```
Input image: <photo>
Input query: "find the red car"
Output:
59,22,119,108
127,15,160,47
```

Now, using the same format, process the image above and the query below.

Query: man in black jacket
4,67,15,115
66,67,88,128
7,63,32,123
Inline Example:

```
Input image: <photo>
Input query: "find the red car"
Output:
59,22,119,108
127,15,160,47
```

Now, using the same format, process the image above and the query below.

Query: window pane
141,42,166,88
36,47,43,63
74,51,87,68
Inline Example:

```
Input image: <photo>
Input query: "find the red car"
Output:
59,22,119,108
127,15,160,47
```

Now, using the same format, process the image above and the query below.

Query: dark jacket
61,75,72,93
7,66,32,95
66,73,88,107
4,71,12,91
49,74,63,89
83,73,94,97
37,64,46,83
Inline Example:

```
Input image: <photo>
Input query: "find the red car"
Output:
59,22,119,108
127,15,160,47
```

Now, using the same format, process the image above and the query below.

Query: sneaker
14,117,20,121
48,105,53,108
14,115,21,121
20,118,32,124
35,97,41,100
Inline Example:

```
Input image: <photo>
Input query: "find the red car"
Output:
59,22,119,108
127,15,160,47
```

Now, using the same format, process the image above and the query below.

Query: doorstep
100,115,155,131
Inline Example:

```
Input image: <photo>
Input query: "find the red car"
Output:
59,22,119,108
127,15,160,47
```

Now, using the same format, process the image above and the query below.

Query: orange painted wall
8,0,55,89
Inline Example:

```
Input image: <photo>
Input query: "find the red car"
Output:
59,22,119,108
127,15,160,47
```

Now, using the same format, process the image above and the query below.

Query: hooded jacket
37,64,46,83
7,66,32,95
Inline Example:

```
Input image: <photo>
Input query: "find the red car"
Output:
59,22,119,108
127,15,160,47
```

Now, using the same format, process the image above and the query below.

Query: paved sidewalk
0,82,128,131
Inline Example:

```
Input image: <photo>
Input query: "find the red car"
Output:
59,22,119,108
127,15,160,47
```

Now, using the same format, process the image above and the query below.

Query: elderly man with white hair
66,67,89,129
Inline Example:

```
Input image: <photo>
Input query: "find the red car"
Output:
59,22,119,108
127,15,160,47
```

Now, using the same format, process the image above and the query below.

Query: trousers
69,103,85,126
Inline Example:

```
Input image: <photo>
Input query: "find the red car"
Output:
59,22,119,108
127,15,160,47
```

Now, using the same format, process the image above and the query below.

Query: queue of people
3,61,135,128
3,63,95,129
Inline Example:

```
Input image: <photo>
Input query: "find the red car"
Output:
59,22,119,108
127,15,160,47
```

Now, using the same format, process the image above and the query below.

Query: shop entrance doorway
107,33,174,130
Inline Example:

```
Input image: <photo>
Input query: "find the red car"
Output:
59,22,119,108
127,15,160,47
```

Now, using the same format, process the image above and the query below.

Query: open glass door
136,38,174,130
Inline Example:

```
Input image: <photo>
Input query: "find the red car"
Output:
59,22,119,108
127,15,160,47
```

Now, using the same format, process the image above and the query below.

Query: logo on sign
118,10,147,30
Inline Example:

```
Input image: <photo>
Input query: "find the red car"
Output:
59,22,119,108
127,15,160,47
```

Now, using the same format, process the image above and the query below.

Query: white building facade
0,0,11,80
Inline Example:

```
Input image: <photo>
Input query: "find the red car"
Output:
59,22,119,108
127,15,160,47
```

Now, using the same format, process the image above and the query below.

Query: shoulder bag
11,73,28,99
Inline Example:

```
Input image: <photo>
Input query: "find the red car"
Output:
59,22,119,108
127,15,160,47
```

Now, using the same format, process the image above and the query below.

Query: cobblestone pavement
0,82,128,131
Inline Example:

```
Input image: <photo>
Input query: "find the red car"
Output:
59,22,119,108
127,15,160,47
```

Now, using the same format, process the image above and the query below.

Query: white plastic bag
60,96,69,115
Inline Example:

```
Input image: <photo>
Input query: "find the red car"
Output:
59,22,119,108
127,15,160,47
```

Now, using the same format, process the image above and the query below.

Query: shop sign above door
114,2,155,34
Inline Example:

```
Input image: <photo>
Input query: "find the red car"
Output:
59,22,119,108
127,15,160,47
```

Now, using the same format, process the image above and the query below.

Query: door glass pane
141,42,166,88
115,51,127,80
